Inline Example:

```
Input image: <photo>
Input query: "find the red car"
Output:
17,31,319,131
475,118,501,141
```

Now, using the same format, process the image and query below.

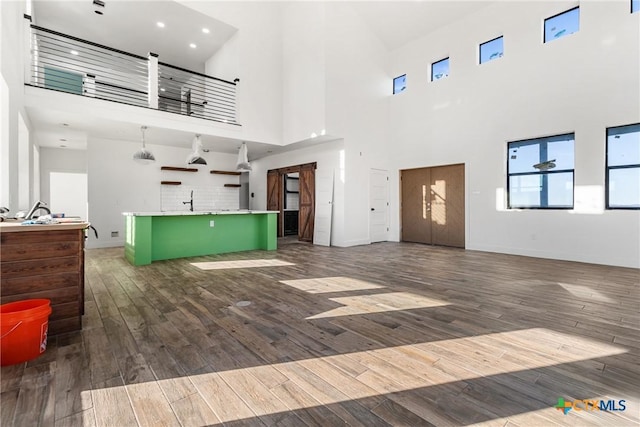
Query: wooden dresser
0,222,88,335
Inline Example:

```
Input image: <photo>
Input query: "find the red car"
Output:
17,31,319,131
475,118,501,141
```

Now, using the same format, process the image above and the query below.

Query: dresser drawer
1,256,80,279
1,241,80,261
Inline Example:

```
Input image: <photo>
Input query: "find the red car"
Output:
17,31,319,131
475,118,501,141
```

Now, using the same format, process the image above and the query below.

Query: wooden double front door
401,163,465,248
267,163,316,241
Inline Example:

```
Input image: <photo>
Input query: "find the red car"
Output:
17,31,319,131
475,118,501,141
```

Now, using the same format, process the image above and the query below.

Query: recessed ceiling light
70,50,79,55
157,22,165,28
160,87,166,92
189,43,197,49
202,28,210,34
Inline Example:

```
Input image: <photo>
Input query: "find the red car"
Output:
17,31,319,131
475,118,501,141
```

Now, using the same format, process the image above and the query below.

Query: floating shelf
211,170,241,175
224,184,242,188
161,181,181,185
161,166,198,172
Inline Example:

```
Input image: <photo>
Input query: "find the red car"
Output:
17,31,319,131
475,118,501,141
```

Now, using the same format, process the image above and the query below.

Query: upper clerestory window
544,7,580,43
632,0,639,13
479,36,503,64
393,74,407,94
431,58,450,81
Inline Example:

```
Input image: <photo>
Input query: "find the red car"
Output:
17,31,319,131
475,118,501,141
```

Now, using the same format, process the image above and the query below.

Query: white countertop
122,210,279,217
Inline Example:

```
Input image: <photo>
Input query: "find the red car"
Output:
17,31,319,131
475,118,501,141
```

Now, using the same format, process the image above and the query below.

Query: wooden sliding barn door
401,163,465,248
298,164,315,242
267,170,283,237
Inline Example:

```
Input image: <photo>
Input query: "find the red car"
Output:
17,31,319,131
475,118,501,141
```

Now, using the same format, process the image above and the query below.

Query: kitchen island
123,210,278,266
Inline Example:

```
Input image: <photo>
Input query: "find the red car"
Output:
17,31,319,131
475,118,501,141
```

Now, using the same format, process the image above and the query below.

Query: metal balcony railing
158,62,238,123
27,23,239,126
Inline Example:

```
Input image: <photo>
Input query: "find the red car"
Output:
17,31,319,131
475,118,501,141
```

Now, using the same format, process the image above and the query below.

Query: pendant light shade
187,134,207,165
133,126,155,164
236,142,251,172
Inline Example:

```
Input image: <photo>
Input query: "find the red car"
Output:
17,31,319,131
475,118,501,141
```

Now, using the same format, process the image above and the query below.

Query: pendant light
187,134,207,165
133,126,155,164
236,142,251,172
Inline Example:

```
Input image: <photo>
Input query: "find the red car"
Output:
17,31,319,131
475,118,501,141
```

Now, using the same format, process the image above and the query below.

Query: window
479,36,503,64
507,134,575,209
431,58,449,81
544,7,580,43
393,74,406,94
633,0,640,13
607,124,640,209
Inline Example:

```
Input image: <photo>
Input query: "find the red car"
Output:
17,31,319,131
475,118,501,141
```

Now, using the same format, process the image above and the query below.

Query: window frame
393,74,407,95
431,57,450,82
479,36,504,64
506,133,575,210
544,6,580,43
605,123,640,210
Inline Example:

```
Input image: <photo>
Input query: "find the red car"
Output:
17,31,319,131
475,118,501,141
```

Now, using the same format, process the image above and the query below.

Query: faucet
183,190,194,212
25,201,51,220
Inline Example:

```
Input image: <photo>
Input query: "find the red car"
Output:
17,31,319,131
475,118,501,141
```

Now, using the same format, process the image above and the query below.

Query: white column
148,53,159,109
84,74,96,97
23,15,33,85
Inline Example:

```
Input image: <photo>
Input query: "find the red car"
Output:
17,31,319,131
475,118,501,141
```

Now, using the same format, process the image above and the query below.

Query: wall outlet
111,231,119,238
209,220,215,227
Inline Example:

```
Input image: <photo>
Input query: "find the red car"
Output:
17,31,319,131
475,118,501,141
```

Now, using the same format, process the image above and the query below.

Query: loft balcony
26,24,239,126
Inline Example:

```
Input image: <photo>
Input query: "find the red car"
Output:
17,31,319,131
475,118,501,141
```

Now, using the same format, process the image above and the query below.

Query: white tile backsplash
162,184,239,211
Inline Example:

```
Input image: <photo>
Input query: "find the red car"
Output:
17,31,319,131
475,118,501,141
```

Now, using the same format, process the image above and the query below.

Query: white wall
196,1,283,146
250,139,346,246
39,147,87,212
0,1,29,214
388,1,640,267
323,3,390,246
86,138,237,248
281,2,326,144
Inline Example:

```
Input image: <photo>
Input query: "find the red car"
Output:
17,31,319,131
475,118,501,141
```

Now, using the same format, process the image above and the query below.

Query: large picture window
507,134,575,209
607,124,640,209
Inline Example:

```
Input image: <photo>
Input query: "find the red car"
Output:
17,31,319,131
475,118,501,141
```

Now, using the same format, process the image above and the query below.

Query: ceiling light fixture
189,43,197,49
202,28,210,34
160,87,166,92
70,50,79,55
187,134,207,165
157,22,165,28
236,142,252,172
133,126,156,164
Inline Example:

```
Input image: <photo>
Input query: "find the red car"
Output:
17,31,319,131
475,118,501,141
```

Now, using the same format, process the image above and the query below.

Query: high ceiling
349,1,494,51
32,0,237,73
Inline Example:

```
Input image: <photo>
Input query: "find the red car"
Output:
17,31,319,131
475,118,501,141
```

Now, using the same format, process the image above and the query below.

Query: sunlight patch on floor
558,282,615,303
306,291,449,319
191,259,295,270
279,276,385,293
86,328,630,425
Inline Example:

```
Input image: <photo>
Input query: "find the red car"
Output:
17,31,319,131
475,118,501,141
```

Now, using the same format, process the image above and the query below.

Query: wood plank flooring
2,240,639,426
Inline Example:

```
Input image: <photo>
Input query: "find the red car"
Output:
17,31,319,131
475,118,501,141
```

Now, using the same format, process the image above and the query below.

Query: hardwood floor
1,240,639,426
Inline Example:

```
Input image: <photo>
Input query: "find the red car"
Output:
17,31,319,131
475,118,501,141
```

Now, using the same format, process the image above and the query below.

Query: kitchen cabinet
0,222,88,335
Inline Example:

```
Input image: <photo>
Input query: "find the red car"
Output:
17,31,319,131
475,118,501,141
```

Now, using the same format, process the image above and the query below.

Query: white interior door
50,172,88,219
313,169,334,246
369,168,389,243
